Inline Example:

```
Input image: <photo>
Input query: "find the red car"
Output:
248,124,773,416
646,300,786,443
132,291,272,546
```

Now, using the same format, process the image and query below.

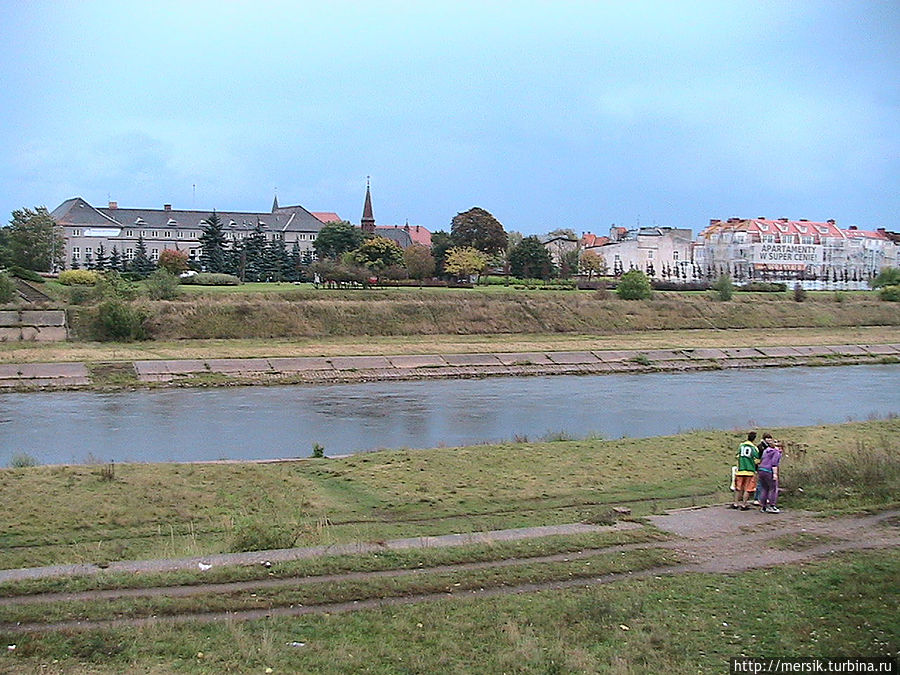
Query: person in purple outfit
757,439,783,513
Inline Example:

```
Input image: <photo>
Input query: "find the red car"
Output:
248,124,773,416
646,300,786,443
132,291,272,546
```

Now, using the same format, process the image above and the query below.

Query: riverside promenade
1,343,898,389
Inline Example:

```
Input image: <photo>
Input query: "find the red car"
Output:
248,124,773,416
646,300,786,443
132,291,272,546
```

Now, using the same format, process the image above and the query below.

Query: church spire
271,190,279,212
361,176,375,235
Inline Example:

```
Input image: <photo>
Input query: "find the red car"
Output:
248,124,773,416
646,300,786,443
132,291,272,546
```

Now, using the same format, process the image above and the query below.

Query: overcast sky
1,1,897,236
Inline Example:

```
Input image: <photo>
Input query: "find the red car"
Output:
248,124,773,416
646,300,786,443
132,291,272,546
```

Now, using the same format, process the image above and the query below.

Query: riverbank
1,338,897,390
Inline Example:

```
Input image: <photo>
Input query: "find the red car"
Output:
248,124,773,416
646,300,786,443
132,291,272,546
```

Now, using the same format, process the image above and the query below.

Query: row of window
69,229,310,241
71,247,201,260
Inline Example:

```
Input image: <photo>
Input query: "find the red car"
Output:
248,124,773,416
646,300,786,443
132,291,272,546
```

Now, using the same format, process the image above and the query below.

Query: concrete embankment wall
0,310,68,342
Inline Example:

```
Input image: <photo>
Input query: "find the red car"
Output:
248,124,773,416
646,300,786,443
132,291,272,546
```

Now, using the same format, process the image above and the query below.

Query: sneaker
739,505,749,511
729,504,739,509
765,506,781,513
752,500,761,506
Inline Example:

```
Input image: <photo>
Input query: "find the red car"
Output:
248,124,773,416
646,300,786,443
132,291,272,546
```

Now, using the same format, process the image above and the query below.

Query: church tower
361,177,375,235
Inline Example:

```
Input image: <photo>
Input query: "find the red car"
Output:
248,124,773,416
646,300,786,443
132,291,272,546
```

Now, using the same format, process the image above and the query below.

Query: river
1,364,897,465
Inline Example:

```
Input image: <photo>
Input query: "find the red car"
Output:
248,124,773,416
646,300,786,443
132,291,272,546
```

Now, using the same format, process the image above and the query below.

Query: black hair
747,431,757,441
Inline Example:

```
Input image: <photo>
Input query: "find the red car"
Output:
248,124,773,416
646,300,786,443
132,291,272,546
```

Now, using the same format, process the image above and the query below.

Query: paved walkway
2,343,898,388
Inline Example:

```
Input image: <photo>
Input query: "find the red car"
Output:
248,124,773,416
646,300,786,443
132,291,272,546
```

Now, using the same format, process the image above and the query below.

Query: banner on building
750,243,822,270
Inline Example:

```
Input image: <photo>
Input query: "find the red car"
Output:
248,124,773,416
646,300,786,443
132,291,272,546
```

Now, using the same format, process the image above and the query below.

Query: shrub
712,274,734,301
92,299,147,341
739,282,787,292
95,270,138,301
157,249,190,275
785,441,899,504
0,273,16,304
616,270,652,300
879,285,900,302
8,266,45,283
8,453,38,468
793,283,808,302
145,269,181,300
180,272,241,286
312,443,326,458
229,518,297,552
650,281,711,291
59,269,100,286
833,291,846,303
870,267,900,289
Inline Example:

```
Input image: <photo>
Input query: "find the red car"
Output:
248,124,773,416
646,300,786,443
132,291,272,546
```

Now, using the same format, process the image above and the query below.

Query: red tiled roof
376,224,432,247
844,228,889,240
702,218,845,239
311,212,341,224
581,233,609,248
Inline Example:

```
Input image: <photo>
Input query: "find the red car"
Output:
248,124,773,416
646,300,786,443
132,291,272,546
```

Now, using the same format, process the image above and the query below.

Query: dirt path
1,507,896,634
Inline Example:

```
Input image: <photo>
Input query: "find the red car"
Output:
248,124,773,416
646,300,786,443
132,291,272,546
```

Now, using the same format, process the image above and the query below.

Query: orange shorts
734,474,757,492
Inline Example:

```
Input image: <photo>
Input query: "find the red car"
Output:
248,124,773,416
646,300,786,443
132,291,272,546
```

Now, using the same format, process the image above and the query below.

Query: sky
0,1,897,237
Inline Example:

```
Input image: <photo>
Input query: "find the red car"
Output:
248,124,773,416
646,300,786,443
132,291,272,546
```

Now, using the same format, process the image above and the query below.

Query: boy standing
757,440,783,513
732,432,760,511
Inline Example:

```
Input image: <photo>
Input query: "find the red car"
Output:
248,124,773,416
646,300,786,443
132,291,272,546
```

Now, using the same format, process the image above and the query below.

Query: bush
785,441,899,505
879,285,900,302
8,266,44,283
793,283,808,302
650,281,711,291
92,299,147,341
0,273,16,304
712,274,734,301
59,269,100,286
95,270,138,301
180,272,241,286
8,453,38,468
145,269,181,300
870,267,900,289
739,282,787,292
616,270,652,300
229,518,297,552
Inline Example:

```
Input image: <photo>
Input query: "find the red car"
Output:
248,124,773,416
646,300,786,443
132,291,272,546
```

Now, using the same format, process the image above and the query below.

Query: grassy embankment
2,285,898,365
0,420,896,673
1,420,896,570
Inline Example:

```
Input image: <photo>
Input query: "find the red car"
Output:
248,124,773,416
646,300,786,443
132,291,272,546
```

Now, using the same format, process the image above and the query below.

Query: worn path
0,507,896,634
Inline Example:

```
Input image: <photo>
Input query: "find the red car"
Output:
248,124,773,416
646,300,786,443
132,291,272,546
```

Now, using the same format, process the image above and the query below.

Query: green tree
443,246,488,281
349,236,405,273
158,249,189,275
199,211,228,273
94,244,109,272
508,236,555,279
403,244,435,283
580,249,606,279
109,246,122,273
129,236,155,278
712,274,734,301
431,230,453,276
450,207,508,255
1,207,66,272
870,267,900,289
0,273,16,304
313,221,364,260
616,269,652,300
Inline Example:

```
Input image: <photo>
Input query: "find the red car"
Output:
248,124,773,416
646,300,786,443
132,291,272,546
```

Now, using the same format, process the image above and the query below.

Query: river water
1,364,897,465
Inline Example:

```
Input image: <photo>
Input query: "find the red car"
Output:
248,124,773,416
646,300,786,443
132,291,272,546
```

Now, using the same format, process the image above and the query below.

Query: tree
580,250,606,279
712,274,734,301
1,207,66,272
450,207,507,255
109,247,122,273
199,211,228,273
158,249,189,275
349,237,404,274
242,222,267,281
403,244,435,283
313,221,364,260
508,236,555,280
94,244,108,272
616,269,652,300
430,230,453,276
129,236,155,278
443,246,488,281
870,267,900,289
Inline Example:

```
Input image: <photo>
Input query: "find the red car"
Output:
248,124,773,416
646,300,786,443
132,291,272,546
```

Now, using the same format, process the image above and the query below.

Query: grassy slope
1,420,896,569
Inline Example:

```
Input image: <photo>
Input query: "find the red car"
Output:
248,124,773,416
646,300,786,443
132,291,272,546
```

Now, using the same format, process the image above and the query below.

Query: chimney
877,227,886,232
710,219,720,225
799,219,808,222
757,216,766,220
108,201,118,210
164,204,172,212
827,219,835,224
849,226,858,230
778,218,789,222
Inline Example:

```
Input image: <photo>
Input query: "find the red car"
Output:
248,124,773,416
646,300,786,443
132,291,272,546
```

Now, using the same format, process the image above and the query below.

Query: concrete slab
134,360,207,375
15,363,88,379
640,349,689,361
386,354,446,369
442,353,504,367
33,327,68,341
722,348,764,359
824,344,869,356
205,358,272,374
494,352,555,366
20,310,66,327
547,351,601,365
684,348,728,360
790,345,835,356
862,344,899,355
593,350,634,362
0,328,22,341
267,357,334,372
756,346,802,358
329,356,393,370
0,365,28,379
0,312,20,327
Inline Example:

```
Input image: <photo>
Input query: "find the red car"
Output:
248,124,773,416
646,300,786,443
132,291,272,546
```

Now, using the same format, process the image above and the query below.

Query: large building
581,226,693,277
51,196,332,268
697,217,898,288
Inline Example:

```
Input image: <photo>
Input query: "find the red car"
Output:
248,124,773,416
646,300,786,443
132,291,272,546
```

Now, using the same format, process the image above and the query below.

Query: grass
0,420,896,570
0,550,895,673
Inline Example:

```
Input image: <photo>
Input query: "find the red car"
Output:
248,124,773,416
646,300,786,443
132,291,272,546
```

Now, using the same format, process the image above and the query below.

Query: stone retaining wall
0,310,68,342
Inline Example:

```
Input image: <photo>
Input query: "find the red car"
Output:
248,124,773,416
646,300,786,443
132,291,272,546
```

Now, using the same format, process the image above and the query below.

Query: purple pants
758,470,778,507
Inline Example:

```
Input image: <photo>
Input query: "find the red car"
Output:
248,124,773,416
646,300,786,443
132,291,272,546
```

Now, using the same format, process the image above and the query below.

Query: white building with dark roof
51,197,331,267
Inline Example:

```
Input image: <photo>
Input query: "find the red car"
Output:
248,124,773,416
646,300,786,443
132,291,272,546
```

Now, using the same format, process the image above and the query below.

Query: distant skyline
1,1,897,236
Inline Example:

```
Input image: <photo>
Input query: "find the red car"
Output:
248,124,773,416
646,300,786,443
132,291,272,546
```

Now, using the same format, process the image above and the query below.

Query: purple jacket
758,447,782,471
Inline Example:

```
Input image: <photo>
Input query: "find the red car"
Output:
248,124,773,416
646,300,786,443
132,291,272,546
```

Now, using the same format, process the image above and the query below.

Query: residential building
581,226,693,277
52,196,329,268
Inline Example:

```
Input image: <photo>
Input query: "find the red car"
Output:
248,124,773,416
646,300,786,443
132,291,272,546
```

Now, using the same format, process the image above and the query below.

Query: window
151,248,159,260
125,248,134,259
125,229,134,237
141,230,147,237
85,247,93,255
761,235,775,243
164,231,171,238
72,247,80,259
781,235,795,244
71,229,82,236
801,236,813,245
177,231,183,238
673,251,679,260
648,250,654,259
151,231,159,238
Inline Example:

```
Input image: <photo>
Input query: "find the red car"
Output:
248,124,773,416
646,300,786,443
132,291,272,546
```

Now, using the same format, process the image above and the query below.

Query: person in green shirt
731,431,760,510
